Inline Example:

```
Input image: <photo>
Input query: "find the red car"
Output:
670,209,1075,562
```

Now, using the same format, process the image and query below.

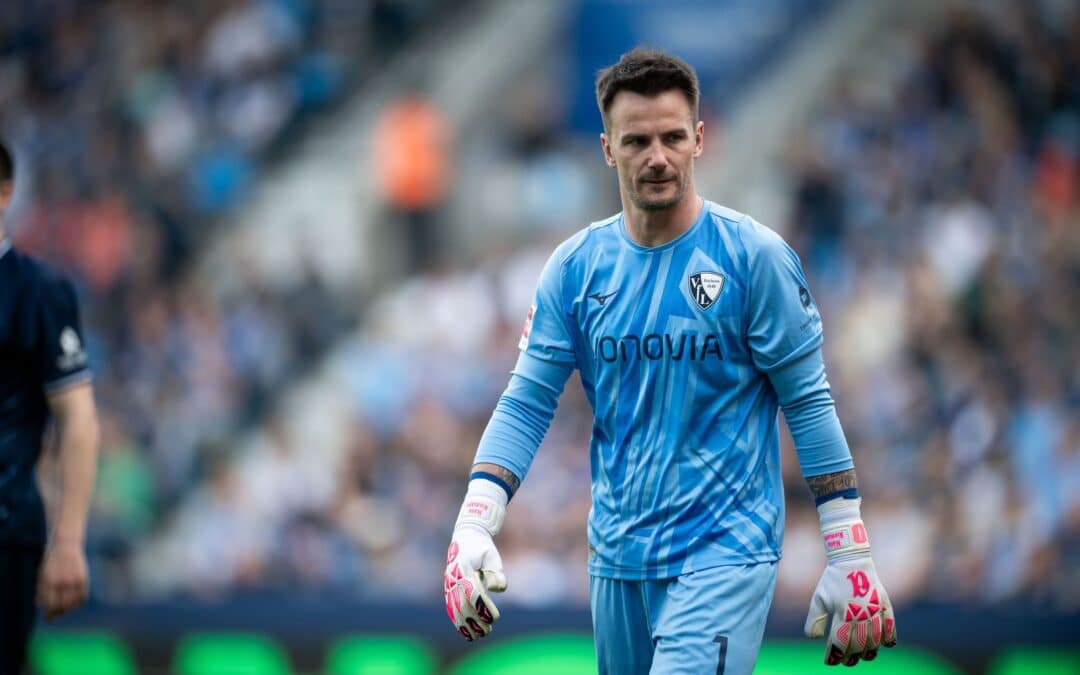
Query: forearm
806,468,858,504
472,385,555,486
48,387,100,545
54,416,98,543
768,346,854,479
472,353,572,495
471,463,521,496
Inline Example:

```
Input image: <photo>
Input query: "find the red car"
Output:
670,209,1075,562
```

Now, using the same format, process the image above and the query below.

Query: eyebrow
620,128,687,143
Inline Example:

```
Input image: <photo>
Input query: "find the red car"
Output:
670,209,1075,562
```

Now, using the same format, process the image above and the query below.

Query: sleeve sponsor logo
518,304,535,351
798,285,822,331
57,326,88,371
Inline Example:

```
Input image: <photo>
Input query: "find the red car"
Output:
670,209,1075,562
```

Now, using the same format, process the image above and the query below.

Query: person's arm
30,272,98,620
743,218,896,667
444,356,572,641
38,381,99,620
767,334,897,668
445,243,578,642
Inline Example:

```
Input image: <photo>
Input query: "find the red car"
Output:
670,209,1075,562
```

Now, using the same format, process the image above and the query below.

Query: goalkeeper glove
444,479,508,641
805,497,897,666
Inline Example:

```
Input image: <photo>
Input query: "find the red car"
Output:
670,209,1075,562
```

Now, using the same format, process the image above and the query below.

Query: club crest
689,271,725,310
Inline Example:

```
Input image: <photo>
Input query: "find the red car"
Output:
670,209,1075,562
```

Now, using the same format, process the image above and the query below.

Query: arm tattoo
806,468,858,499
472,462,521,496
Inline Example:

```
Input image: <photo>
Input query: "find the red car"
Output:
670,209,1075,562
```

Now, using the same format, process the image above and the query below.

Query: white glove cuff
817,497,871,560
455,478,508,536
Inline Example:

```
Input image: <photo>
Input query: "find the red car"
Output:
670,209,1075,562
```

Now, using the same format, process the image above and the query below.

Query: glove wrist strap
455,478,507,536
817,497,871,560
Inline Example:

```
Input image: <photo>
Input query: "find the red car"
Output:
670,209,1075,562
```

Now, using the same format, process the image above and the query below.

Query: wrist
51,520,86,547
49,534,85,551
817,495,861,520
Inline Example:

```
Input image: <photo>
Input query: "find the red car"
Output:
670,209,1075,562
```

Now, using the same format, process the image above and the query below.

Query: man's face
601,89,703,211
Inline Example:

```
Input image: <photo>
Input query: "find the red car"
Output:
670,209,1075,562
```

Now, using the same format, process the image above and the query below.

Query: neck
621,189,703,248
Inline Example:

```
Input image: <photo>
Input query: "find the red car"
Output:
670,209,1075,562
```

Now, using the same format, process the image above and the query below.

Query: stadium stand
2,0,1076,672
0,0,462,602
130,0,1079,613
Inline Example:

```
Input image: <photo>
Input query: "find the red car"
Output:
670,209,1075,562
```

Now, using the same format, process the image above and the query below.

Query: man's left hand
804,498,897,666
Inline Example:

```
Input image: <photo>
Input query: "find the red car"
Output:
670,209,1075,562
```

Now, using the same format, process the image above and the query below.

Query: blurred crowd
777,2,1078,610
0,0,450,599
4,1,1077,612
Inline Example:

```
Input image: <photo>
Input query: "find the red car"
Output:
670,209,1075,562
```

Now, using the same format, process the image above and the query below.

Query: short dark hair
0,140,12,184
595,48,700,131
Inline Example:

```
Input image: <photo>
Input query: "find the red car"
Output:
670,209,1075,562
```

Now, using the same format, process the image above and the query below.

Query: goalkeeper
443,48,897,674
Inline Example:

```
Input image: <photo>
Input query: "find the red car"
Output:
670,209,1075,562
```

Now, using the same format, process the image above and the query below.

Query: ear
693,120,704,159
600,133,616,168
0,181,12,211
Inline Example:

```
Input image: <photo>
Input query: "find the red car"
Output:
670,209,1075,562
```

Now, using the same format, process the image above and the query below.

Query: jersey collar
618,199,710,253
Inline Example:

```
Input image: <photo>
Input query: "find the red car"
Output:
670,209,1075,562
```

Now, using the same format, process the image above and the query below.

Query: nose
645,139,668,171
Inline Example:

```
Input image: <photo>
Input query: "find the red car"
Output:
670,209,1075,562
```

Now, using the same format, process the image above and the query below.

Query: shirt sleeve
518,246,577,364
476,245,579,482
744,219,824,372
34,275,92,393
768,346,854,478
472,353,575,481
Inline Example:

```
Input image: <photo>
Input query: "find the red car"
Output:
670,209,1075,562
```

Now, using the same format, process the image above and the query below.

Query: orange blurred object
372,96,452,211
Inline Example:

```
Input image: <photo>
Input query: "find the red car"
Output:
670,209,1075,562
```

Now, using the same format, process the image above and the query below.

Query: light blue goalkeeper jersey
478,201,851,579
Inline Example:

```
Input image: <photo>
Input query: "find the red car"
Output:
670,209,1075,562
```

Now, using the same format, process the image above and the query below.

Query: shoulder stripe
705,202,747,226
588,213,621,231
555,211,620,268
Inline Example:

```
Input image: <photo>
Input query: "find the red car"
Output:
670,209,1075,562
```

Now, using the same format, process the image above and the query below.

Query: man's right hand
444,479,508,641
37,539,89,621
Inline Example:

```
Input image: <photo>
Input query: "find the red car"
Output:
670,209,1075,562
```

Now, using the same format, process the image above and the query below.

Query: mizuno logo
589,291,618,306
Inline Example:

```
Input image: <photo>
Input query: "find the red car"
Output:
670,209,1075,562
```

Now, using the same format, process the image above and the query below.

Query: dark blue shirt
0,238,91,545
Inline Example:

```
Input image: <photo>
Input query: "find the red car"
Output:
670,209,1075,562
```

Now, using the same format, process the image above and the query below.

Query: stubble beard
626,173,686,212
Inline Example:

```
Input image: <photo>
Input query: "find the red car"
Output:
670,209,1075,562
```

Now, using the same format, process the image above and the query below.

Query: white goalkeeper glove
444,479,508,642
805,497,898,667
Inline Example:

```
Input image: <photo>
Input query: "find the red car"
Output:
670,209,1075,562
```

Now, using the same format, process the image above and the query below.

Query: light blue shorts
590,562,778,675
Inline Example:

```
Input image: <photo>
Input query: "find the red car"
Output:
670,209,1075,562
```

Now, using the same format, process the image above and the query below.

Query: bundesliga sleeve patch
518,304,535,350
798,285,822,332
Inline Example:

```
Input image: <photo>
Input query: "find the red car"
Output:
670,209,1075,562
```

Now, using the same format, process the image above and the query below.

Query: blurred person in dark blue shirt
0,140,100,673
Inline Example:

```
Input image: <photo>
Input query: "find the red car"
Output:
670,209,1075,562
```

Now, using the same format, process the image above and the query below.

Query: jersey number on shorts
714,634,728,675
